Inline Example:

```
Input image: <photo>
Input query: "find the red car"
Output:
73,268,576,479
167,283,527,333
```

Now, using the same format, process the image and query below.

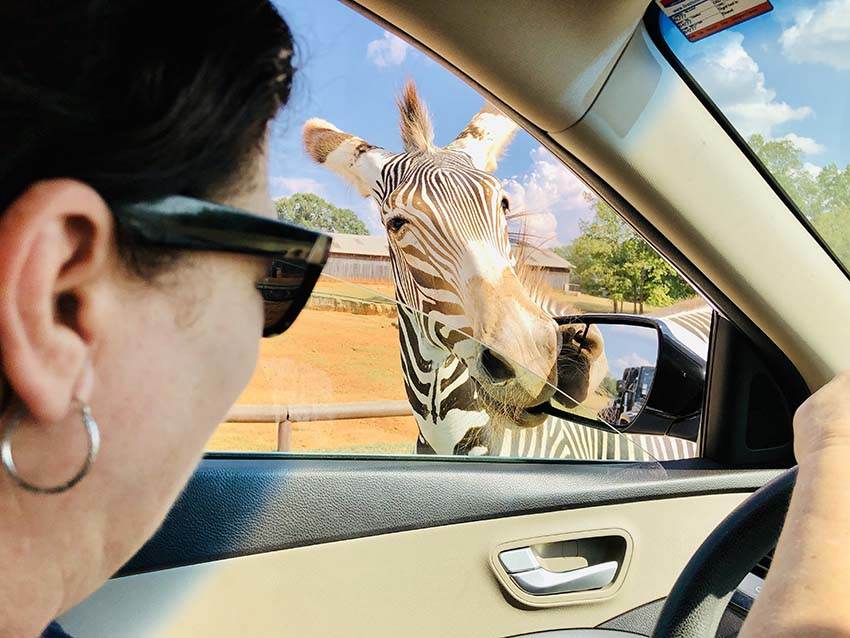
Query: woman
1,2,848,637
0,2,328,636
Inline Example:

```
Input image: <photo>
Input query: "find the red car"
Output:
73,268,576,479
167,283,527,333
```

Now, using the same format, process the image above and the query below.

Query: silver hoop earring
0,401,101,494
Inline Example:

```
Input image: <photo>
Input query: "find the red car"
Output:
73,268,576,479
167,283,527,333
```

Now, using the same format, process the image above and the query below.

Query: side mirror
541,313,707,441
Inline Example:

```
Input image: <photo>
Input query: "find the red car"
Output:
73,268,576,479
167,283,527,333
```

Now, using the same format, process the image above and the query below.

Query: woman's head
0,0,297,628
0,0,293,215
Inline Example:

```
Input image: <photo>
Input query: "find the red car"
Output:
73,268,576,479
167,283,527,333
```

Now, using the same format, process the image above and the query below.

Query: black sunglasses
113,195,331,338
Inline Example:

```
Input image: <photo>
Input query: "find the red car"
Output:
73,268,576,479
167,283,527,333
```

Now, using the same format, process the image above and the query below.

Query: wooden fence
226,400,413,451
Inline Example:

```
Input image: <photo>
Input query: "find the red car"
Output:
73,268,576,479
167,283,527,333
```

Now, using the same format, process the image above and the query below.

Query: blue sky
663,0,850,170
270,0,850,245
598,324,658,380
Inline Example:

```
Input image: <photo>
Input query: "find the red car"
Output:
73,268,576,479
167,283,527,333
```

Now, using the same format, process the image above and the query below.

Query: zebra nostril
479,348,516,384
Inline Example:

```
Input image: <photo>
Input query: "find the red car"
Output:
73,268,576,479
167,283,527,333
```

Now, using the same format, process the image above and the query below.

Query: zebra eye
386,216,408,233
500,197,510,213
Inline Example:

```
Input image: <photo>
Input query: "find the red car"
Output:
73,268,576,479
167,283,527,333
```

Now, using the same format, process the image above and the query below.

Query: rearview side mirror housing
545,313,707,442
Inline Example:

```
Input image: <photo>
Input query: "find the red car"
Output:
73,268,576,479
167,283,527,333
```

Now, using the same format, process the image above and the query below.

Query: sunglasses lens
257,259,315,337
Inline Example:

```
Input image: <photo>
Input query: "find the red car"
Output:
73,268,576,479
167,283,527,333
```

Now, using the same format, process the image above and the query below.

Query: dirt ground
205,307,419,453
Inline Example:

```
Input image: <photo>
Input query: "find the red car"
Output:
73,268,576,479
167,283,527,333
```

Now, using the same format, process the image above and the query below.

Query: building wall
323,254,394,282
543,270,571,292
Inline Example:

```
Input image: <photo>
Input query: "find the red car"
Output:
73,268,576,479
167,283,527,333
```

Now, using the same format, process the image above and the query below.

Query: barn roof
516,244,574,270
329,233,573,270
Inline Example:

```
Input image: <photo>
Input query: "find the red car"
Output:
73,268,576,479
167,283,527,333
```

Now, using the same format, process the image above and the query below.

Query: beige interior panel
61,492,747,637
350,0,648,131
556,25,850,387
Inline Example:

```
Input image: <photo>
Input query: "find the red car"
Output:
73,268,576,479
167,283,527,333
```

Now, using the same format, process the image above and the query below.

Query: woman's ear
303,118,392,198
0,179,115,424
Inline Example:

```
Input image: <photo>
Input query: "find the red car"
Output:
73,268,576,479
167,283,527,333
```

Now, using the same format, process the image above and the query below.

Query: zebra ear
446,104,518,172
303,118,390,197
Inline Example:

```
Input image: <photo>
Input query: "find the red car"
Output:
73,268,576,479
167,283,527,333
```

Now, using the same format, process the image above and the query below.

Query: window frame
644,3,850,286
212,1,809,467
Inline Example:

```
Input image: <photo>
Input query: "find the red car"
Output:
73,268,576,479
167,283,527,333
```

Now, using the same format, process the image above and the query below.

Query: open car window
658,1,850,273
206,0,710,464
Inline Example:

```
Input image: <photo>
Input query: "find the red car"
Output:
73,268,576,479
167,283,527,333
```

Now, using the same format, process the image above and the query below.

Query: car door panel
116,457,778,576
60,458,778,636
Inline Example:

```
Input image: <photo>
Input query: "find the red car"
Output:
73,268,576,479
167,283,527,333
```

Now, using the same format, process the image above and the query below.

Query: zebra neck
395,303,491,454
395,301,448,369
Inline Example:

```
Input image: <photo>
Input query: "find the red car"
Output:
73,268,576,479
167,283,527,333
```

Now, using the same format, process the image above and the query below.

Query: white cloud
778,133,826,155
803,162,823,178
780,1,850,70
270,176,325,197
690,32,812,137
366,33,409,67
502,146,594,246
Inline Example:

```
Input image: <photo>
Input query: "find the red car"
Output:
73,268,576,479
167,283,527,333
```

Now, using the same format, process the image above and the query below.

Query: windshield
659,1,850,270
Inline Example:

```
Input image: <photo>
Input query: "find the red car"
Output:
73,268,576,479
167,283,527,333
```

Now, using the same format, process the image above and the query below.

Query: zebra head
304,83,561,420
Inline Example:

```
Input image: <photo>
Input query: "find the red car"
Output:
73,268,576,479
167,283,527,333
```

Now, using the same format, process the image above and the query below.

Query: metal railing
225,400,413,451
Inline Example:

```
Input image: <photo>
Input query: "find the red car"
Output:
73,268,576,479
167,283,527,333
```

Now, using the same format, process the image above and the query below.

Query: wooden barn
323,233,573,290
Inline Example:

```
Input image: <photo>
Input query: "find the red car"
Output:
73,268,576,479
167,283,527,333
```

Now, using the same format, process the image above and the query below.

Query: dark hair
0,0,294,272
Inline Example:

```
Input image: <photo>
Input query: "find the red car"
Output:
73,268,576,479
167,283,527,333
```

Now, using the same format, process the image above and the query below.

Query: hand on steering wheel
654,370,850,637
651,468,795,638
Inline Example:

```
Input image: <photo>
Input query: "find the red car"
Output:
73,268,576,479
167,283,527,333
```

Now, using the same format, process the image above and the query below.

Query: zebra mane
397,81,435,153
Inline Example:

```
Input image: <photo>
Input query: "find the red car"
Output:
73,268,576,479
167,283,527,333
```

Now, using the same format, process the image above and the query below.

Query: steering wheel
651,467,797,638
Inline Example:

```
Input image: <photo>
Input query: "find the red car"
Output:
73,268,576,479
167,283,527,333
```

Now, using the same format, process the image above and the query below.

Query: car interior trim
118,457,782,577
64,492,752,637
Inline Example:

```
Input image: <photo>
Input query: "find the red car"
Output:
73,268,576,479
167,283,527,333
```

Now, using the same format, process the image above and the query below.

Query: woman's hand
741,369,850,638
793,368,850,463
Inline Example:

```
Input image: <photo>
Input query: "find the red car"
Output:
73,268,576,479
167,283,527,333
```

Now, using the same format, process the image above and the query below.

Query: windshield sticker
657,0,773,42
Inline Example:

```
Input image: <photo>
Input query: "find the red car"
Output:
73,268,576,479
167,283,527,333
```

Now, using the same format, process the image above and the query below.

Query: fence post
277,419,292,452
276,412,292,452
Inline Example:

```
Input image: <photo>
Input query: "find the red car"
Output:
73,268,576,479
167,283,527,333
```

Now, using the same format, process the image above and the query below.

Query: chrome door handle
498,547,618,595
510,561,618,595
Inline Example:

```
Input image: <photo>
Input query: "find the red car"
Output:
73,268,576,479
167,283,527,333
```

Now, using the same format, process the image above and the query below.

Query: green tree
813,164,850,219
561,133,850,310
748,134,819,218
275,192,368,234
562,197,693,311
811,204,850,265
600,376,618,397
747,134,850,266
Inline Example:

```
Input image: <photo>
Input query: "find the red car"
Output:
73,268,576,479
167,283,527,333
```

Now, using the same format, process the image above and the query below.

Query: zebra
304,82,701,461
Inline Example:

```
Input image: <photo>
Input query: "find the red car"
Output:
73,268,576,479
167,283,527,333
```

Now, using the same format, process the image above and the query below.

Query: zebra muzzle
479,348,517,385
